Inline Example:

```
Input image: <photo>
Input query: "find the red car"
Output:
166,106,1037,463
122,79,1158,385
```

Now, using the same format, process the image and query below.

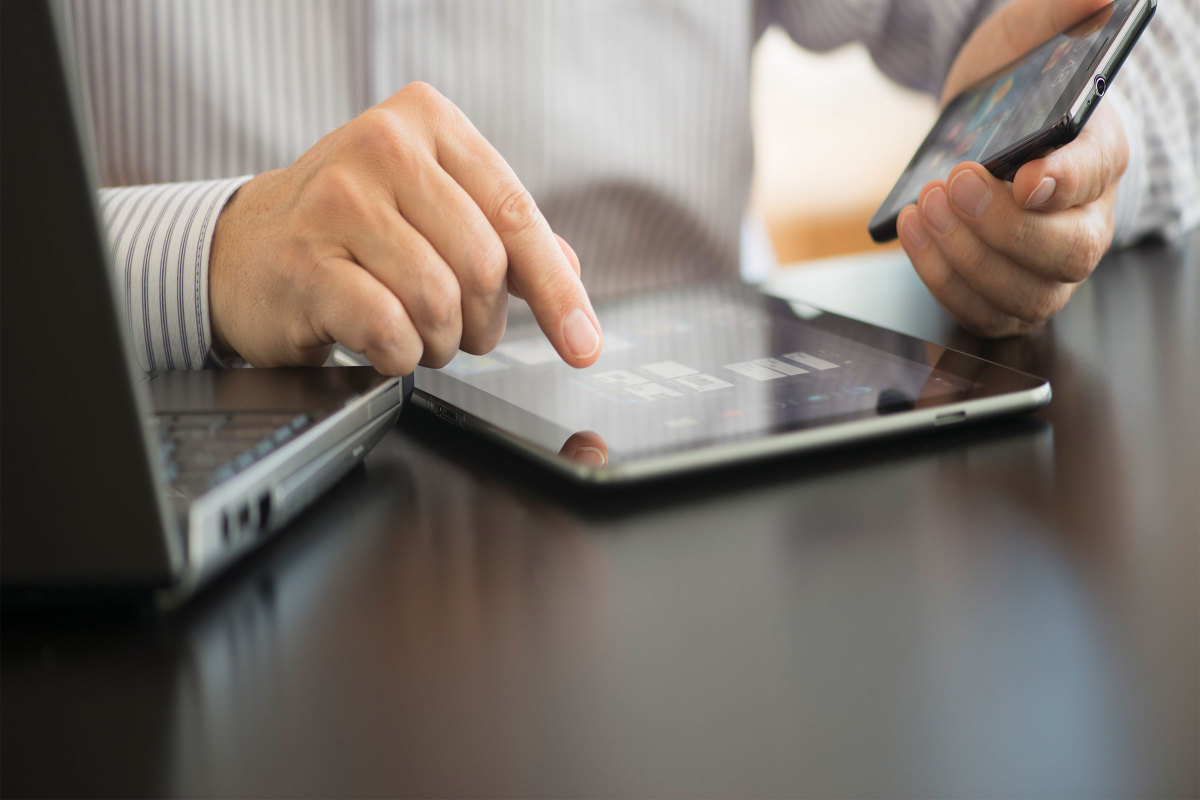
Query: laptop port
220,513,231,545
238,504,251,532
257,492,272,533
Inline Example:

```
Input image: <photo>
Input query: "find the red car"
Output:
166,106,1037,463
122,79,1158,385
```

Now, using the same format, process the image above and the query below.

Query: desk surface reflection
4,235,1197,798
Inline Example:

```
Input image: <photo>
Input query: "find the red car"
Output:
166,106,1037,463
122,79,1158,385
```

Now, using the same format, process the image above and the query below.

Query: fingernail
922,187,958,236
1025,176,1056,209
562,307,600,360
899,211,930,249
574,446,607,467
949,170,991,218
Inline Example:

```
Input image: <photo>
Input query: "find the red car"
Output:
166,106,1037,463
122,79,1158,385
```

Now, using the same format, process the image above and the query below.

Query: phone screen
869,0,1152,242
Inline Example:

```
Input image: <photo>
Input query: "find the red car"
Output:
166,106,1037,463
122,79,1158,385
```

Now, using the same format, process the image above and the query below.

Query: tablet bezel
412,284,1050,483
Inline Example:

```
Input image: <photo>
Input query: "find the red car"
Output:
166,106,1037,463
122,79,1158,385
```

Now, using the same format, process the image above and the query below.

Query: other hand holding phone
879,0,1154,338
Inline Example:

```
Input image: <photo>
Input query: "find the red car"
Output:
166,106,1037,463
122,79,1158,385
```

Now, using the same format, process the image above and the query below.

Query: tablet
411,283,1050,482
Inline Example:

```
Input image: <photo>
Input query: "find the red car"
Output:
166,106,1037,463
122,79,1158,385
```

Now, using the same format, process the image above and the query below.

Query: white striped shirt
57,0,1200,371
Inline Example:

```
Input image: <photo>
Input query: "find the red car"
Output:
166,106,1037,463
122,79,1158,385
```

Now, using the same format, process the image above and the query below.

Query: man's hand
209,82,602,374
897,0,1126,337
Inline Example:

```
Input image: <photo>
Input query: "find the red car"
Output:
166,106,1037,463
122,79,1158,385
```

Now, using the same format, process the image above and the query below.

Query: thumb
941,0,1112,104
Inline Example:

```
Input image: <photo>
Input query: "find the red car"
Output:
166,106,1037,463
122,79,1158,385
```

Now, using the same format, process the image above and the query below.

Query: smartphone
868,0,1156,243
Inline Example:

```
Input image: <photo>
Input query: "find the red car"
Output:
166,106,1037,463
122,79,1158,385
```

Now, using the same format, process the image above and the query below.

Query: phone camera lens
1095,75,1107,96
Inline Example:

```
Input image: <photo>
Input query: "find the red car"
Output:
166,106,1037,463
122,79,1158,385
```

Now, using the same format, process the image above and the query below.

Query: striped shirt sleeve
764,0,1007,95
1103,1,1200,244
97,176,249,371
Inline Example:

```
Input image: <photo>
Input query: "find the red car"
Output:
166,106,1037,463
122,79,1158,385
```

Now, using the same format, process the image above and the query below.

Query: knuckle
1055,166,1082,203
558,237,581,276
309,164,354,205
926,268,954,296
308,165,368,219
287,312,323,355
422,271,463,333
1013,211,1041,253
1025,297,1056,327
362,303,410,354
353,108,420,171
1062,225,1103,282
356,107,397,141
399,80,443,110
459,297,509,356
511,264,558,308
358,306,421,375
374,347,419,376
466,235,508,295
1020,284,1064,327
302,259,349,328
397,81,455,131
1099,134,1127,183
490,186,542,237
383,337,422,375
980,309,1012,337
1094,145,1113,190
416,284,462,367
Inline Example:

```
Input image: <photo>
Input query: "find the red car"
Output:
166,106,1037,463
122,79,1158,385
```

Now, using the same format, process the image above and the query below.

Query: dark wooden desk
4,235,1197,798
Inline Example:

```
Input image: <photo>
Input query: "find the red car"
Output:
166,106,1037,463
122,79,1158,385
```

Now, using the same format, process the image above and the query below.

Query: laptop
0,1,410,607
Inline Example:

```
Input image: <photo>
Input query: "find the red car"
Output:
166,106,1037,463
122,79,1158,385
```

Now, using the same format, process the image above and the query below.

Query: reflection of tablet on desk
409,283,1050,483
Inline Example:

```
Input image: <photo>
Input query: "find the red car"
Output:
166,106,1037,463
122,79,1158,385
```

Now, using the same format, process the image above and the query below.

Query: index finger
433,112,602,368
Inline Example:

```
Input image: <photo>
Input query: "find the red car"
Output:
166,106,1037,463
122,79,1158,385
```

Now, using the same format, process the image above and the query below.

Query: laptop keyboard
150,411,313,497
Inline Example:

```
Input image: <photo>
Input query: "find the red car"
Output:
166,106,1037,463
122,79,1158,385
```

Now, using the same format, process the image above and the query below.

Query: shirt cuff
97,176,252,371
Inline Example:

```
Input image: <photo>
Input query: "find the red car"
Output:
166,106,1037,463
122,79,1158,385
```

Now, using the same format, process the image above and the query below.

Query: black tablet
410,282,1050,482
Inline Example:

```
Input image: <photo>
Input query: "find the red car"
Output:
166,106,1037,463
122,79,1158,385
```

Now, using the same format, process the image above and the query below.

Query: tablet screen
414,283,1047,476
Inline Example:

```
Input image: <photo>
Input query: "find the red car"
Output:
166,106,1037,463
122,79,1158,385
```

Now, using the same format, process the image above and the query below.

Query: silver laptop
0,1,409,607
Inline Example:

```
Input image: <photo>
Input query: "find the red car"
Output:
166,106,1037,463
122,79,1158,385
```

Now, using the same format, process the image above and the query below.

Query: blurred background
750,28,938,264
